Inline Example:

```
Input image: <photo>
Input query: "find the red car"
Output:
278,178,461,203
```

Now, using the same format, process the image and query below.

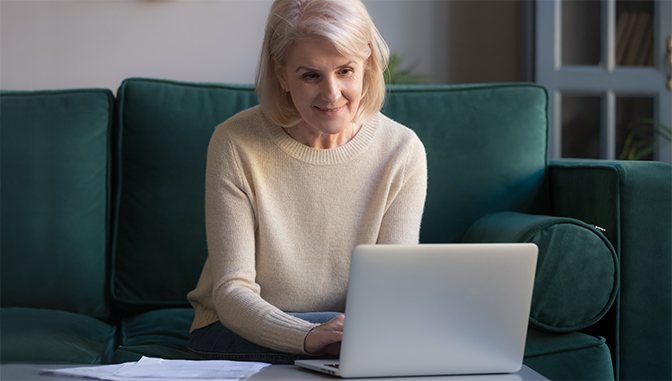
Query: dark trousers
189,312,341,364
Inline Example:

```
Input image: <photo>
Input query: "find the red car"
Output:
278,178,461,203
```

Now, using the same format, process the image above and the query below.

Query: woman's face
276,37,366,148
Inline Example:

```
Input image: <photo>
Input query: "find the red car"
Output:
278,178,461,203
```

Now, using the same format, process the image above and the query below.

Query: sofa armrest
549,159,671,381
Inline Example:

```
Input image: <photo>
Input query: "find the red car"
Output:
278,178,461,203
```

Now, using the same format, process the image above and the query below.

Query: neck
285,123,360,149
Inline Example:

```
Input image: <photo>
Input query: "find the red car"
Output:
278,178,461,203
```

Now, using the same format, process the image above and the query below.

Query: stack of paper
42,356,271,381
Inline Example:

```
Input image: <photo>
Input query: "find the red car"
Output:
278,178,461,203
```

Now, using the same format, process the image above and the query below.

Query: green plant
385,52,429,85
618,117,672,160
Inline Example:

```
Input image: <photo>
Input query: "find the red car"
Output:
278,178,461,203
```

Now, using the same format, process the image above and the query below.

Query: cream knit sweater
187,106,427,355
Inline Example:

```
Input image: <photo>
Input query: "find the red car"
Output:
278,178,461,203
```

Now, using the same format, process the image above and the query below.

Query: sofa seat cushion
0,307,116,364
112,308,200,363
113,309,616,380
462,212,619,333
524,327,614,380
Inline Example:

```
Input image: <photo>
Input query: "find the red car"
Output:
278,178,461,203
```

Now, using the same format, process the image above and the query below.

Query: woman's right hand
304,314,345,355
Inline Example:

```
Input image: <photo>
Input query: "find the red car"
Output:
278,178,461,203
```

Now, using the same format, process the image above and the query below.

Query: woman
187,0,427,363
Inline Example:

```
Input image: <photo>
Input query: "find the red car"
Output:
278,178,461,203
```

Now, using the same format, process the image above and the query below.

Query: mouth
315,105,345,113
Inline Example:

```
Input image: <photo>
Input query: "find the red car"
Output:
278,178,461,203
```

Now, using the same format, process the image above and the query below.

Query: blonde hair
255,0,389,127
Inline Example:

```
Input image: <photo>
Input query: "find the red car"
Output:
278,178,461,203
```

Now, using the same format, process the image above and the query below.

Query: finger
325,314,345,330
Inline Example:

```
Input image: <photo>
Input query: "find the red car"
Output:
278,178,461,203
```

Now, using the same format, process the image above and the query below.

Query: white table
1,363,548,381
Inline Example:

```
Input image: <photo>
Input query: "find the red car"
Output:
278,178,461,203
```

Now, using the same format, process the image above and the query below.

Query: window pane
616,97,655,160
616,0,654,67
562,96,601,159
562,0,601,66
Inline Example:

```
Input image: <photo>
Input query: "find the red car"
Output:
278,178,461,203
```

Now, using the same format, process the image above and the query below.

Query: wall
445,0,529,84
0,0,525,93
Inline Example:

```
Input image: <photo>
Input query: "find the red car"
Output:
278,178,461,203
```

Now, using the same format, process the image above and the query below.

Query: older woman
187,0,427,362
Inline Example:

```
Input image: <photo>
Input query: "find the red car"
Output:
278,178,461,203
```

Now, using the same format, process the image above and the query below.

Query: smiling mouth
315,105,344,112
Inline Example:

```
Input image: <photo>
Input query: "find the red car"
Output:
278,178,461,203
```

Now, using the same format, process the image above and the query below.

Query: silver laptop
295,243,538,378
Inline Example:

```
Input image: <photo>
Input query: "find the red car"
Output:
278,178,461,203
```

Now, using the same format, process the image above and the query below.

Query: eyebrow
295,61,356,73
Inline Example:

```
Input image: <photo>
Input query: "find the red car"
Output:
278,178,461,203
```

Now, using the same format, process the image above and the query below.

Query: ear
273,58,288,92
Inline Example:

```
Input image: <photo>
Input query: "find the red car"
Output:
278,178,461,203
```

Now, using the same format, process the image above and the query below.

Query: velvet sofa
2,78,670,381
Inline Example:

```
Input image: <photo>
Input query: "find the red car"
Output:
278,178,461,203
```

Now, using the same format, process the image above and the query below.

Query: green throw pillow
462,212,619,333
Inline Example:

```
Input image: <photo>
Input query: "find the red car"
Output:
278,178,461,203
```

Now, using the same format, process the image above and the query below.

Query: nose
321,76,341,103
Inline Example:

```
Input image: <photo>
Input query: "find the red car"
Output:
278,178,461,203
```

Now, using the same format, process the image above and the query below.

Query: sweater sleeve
204,125,318,354
376,133,428,244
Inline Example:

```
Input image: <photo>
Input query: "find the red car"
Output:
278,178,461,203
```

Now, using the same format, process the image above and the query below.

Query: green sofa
2,78,670,381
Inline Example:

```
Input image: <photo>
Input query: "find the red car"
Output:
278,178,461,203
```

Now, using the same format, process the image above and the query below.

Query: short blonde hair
255,0,389,127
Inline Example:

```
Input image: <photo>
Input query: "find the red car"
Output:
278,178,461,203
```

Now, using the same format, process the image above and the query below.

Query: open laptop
295,243,538,378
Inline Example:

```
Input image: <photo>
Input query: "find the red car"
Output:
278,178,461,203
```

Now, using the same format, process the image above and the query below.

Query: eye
301,72,320,81
339,68,354,76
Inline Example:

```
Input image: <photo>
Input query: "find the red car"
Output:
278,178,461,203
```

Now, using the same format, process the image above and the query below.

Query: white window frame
536,0,672,164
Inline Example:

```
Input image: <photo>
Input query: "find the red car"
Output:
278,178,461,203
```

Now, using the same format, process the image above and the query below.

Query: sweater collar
266,112,379,165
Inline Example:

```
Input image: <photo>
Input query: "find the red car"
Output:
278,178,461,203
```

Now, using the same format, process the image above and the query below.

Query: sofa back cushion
1,89,113,319
113,79,550,312
113,78,259,313
382,83,550,243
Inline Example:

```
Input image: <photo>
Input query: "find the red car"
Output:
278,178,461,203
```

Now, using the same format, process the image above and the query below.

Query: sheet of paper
115,356,270,379
43,363,125,380
42,356,271,381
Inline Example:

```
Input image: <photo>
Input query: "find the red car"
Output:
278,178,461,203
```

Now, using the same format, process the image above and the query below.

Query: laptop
295,243,538,378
